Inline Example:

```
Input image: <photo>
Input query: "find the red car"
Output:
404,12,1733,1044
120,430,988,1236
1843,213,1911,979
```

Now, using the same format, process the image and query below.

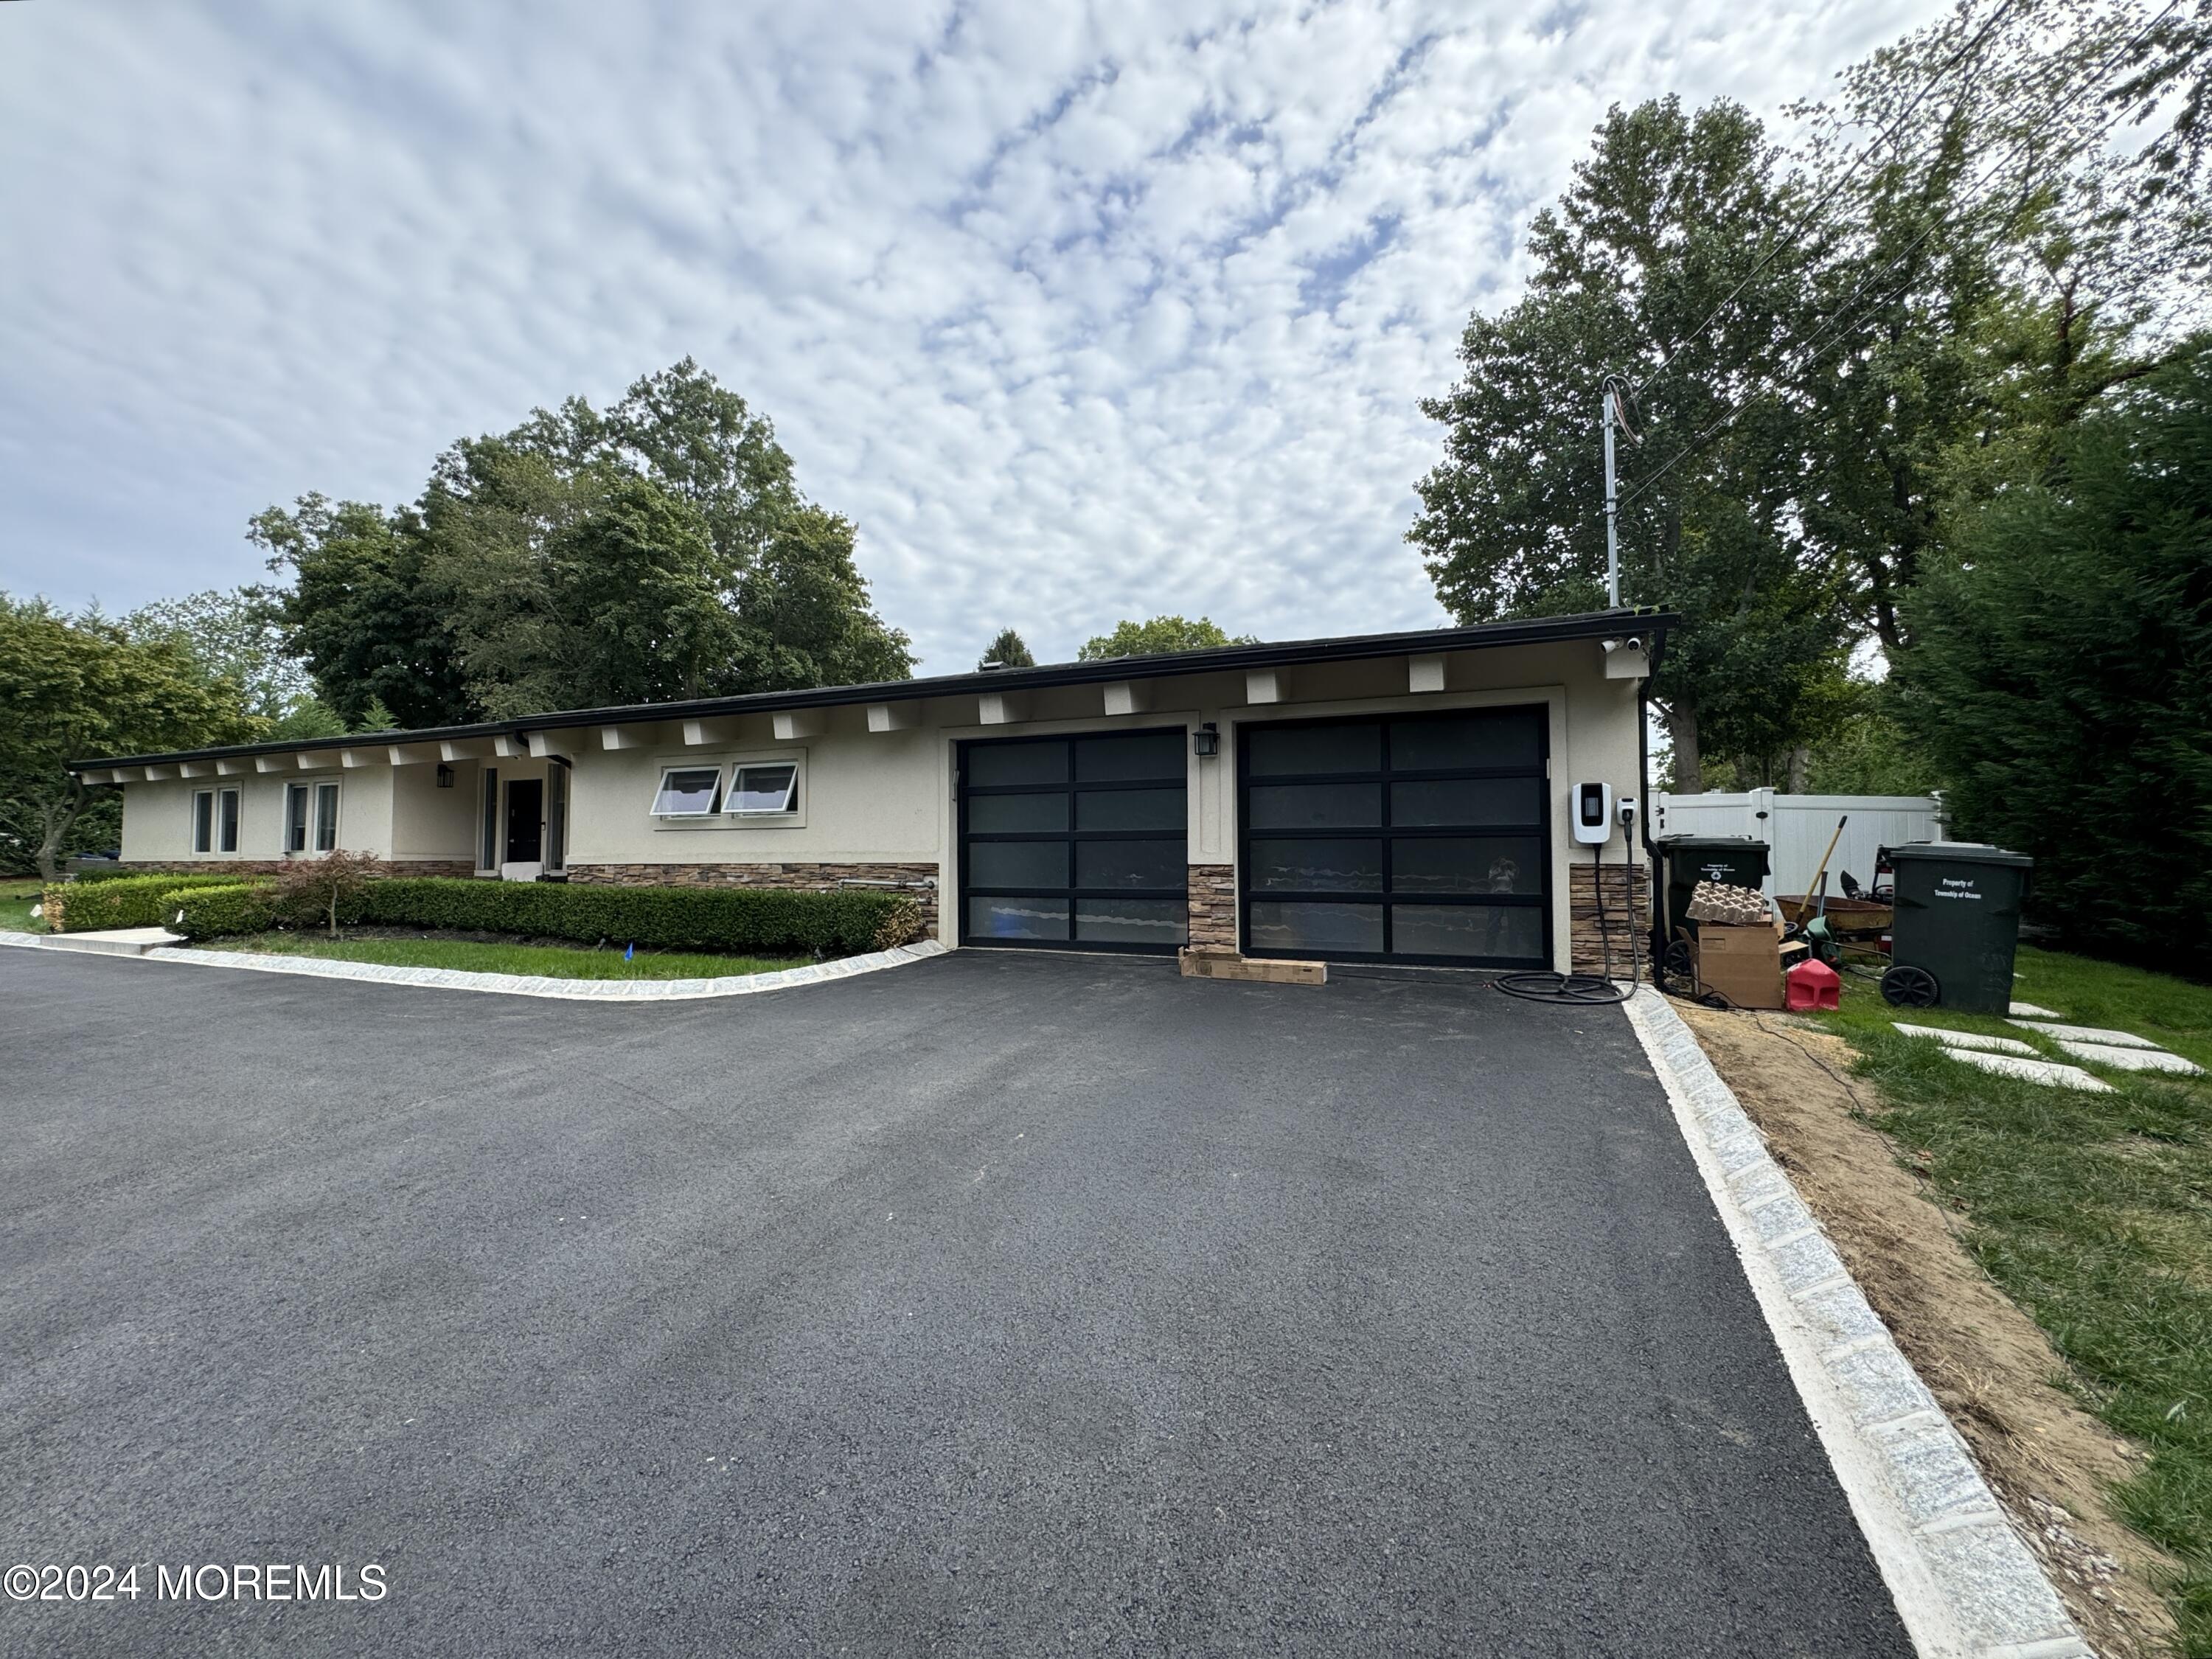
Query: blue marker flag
625,942,634,961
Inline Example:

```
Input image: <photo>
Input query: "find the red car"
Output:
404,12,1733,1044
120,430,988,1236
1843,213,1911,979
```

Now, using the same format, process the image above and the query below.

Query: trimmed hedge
45,872,259,933
170,876,925,956
170,883,281,939
353,878,924,956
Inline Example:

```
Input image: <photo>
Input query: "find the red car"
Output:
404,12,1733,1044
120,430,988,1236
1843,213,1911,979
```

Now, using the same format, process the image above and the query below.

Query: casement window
286,781,341,853
726,762,799,815
192,790,215,854
650,766,724,818
216,787,240,853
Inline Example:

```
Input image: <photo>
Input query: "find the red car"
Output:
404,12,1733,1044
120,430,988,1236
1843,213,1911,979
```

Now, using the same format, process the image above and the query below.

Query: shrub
168,883,279,940
43,872,254,933
270,849,381,937
354,878,925,957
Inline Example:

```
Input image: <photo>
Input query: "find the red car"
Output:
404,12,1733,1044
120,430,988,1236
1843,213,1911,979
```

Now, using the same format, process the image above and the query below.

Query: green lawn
0,877,48,933
1820,945,2212,1649
204,933,806,981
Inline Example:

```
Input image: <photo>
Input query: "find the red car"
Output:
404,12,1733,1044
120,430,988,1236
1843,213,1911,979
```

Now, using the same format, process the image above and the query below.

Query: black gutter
72,606,1676,772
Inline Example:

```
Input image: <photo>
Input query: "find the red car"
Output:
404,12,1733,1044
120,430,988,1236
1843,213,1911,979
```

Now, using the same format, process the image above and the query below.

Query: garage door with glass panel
960,730,1188,952
1240,707,1549,967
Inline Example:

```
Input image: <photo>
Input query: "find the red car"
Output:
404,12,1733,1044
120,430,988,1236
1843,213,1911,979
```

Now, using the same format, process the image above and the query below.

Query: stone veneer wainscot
566,862,940,938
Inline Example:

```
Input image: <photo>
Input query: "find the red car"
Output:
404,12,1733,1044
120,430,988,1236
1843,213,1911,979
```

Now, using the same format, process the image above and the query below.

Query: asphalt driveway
0,946,1908,1657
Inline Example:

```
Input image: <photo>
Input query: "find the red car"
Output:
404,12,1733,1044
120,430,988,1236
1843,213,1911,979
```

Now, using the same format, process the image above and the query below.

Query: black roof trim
70,608,1674,771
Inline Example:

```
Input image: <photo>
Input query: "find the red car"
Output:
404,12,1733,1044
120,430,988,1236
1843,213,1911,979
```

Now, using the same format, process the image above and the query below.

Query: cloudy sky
1,0,1937,674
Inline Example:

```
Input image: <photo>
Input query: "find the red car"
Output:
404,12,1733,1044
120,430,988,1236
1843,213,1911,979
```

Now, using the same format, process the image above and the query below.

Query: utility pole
1600,375,1637,609
1601,382,1620,608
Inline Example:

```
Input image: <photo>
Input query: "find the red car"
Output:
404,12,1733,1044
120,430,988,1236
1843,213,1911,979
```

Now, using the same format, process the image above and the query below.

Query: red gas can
1786,957,1842,1011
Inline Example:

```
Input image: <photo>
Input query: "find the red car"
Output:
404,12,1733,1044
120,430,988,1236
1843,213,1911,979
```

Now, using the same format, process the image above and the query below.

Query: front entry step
39,928,184,957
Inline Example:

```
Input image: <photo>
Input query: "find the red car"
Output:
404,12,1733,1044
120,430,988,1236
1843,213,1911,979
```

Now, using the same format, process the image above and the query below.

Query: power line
1627,0,2023,403
1615,0,2181,514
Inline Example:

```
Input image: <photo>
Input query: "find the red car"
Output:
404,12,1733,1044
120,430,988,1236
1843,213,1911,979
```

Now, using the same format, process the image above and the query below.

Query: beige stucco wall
107,638,1647,972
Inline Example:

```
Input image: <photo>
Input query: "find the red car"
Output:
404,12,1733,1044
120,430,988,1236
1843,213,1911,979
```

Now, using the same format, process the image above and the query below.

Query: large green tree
0,598,265,877
260,361,911,725
1896,340,2212,970
1410,97,1852,790
1076,616,1256,660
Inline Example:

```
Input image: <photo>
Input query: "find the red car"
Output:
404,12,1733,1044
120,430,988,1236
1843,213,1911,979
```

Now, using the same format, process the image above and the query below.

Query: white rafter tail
1245,669,1284,705
976,692,1029,726
254,755,292,773
866,702,919,734
339,747,386,768
296,751,341,771
1103,681,1151,717
682,717,742,746
387,742,439,766
1603,638,1649,680
215,758,251,776
599,724,651,750
1408,654,1447,695
440,739,494,762
490,734,531,759
178,760,213,779
526,732,570,759
773,709,827,741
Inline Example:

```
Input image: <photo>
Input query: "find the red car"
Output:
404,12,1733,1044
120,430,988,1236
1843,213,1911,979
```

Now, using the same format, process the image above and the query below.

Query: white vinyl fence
1652,790,1942,898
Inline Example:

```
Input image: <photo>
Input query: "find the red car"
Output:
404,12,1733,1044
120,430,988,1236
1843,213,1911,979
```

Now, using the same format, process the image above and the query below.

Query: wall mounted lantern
435,764,456,789
1192,721,1220,759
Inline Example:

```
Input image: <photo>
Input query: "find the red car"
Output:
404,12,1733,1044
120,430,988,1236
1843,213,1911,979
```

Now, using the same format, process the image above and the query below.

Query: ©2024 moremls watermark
6,1562,387,1604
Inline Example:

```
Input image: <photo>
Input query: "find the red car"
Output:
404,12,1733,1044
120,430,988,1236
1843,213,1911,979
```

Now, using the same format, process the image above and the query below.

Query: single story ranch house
72,608,1669,974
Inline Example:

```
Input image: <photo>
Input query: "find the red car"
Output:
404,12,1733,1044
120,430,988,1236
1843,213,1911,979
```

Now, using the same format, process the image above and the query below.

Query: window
285,784,310,853
217,787,240,853
313,782,340,852
651,766,723,817
726,762,798,815
546,762,569,873
479,767,499,870
192,790,215,854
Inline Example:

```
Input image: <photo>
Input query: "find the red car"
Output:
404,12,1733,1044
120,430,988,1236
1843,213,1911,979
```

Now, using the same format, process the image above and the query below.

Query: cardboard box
1694,922,1785,1009
1178,946,1327,986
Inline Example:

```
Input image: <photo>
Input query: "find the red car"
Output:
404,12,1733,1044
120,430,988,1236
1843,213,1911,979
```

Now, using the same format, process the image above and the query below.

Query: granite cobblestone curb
0,928,949,1001
1623,984,2092,1659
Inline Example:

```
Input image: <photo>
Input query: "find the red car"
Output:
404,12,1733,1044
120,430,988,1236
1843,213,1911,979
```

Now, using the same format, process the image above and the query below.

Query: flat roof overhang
70,607,1674,773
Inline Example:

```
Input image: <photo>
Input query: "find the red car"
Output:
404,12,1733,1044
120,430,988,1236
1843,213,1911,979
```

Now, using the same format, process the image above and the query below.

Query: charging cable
1495,807,1643,1006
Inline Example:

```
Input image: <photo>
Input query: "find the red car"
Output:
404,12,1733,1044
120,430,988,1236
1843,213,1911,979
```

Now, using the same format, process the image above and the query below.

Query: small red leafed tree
271,849,380,939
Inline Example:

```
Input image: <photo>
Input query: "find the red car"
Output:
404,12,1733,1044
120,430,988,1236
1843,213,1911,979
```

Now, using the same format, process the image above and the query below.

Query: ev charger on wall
1573,781,1613,845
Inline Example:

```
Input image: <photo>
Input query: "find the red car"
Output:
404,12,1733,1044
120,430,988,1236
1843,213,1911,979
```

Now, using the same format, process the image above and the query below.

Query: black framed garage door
959,729,1189,953
1238,706,1551,967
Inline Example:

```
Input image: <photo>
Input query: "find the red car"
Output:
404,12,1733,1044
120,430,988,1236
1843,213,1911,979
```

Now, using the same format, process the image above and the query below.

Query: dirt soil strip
1624,987,2094,1659
1676,998,2179,1659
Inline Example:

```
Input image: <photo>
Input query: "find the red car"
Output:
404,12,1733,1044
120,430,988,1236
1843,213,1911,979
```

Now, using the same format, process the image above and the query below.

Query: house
69,608,1669,973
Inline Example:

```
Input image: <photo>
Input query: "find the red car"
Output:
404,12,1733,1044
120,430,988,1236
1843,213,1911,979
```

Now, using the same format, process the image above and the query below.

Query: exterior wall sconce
1192,722,1220,759
435,764,456,789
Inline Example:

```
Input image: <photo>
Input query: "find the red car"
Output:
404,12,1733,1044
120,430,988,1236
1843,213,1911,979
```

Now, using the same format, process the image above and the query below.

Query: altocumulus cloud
0,0,1937,671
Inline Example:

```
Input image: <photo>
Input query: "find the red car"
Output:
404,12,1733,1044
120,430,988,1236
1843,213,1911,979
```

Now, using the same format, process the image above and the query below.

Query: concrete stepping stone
1893,1023,2039,1057
2051,1038,2205,1076
2009,1001,2061,1018
38,927,184,957
1950,1048,2115,1093
2005,1019,2158,1048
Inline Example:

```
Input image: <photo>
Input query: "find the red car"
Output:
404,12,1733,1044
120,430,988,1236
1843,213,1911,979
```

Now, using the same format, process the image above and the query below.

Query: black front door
505,778,543,863
959,729,1189,952
1237,706,1551,967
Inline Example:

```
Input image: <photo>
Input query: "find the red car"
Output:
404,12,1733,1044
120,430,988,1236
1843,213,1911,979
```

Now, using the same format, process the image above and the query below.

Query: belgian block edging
0,928,949,1001
1622,986,2091,1659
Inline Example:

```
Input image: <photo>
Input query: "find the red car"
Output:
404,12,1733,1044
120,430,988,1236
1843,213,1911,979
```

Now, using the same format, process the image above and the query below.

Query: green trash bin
1882,842,2034,1015
1655,835,1771,950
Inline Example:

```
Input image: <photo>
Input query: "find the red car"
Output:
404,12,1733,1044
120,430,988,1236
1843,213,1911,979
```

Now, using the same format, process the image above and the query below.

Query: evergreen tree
1898,340,2212,970
978,628,1035,669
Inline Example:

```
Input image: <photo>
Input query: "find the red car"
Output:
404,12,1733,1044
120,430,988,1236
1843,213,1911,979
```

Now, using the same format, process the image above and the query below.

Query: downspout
1641,624,1668,967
